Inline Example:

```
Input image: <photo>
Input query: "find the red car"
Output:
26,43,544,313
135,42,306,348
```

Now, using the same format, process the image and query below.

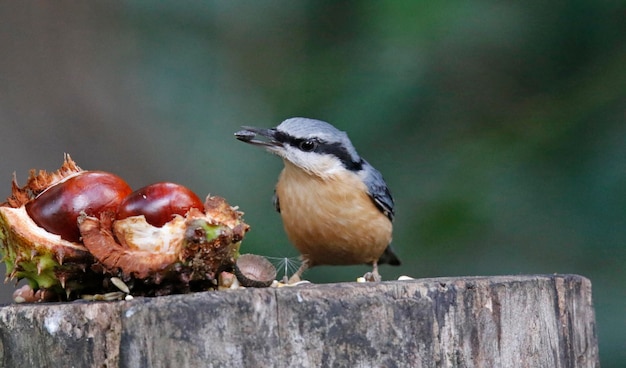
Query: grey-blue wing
361,160,394,221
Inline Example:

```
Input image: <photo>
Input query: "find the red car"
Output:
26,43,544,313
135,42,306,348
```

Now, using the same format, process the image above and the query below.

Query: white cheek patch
282,147,344,178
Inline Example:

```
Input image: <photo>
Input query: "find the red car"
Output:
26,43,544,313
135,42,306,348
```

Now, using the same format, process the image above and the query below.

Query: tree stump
0,274,598,367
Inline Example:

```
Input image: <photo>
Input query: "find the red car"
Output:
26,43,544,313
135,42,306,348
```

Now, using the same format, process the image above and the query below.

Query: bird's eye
299,140,317,152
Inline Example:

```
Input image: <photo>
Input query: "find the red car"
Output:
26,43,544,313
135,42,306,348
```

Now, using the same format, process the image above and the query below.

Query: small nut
234,254,277,288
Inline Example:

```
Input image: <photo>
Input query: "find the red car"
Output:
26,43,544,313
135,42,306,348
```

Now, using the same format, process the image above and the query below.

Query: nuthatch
235,117,400,282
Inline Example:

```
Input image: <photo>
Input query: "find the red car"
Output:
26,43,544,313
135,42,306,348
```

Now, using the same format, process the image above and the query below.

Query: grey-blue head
235,117,364,174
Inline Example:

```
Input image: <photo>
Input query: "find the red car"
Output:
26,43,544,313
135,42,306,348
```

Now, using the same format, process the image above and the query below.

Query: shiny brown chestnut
116,182,204,227
25,171,133,243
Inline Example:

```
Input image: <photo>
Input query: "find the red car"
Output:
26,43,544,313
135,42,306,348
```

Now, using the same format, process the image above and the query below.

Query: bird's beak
234,126,283,148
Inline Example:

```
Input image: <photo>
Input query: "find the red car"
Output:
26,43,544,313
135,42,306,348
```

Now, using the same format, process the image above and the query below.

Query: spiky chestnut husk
78,196,250,296
3,153,83,208
0,206,99,291
0,155,108,298
1,155,252,300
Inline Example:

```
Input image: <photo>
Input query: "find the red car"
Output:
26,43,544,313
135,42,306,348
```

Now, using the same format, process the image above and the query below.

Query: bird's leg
364,261,382,282
288,259,310,284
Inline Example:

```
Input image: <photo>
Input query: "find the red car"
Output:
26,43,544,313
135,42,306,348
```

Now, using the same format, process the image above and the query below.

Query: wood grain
0,274,599,367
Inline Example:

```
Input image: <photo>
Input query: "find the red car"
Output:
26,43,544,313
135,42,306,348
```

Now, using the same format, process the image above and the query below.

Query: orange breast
275,161,392,266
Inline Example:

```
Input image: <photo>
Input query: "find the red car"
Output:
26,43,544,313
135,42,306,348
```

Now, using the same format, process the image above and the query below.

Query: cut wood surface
0,274,598,367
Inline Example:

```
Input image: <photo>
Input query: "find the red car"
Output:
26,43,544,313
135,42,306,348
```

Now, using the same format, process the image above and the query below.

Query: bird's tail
378,245,401,266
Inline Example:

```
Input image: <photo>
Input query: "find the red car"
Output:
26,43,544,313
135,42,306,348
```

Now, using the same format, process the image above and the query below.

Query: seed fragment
110,277,130,294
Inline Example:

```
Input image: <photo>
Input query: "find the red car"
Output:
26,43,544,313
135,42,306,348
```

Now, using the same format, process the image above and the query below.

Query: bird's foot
287,273,302,284
285,259,310,284
363,261,382,282
363,271,381,282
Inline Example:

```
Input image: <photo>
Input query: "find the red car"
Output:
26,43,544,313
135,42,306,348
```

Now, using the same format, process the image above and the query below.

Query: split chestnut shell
0,155,104,294
234,254,277,287
78,196,249,288
0,155,251,300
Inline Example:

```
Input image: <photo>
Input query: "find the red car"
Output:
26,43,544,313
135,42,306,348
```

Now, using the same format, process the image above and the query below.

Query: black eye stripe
273,130,290,143
275,132,321,151
275,131,363,171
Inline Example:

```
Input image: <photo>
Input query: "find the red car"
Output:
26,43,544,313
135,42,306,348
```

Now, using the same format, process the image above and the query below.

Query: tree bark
0,274,599,367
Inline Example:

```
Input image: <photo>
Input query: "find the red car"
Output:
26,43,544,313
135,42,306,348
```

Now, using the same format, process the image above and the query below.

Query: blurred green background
0,1,624,365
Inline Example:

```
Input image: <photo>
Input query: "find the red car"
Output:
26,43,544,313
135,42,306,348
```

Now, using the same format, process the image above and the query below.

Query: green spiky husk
0,206,98,295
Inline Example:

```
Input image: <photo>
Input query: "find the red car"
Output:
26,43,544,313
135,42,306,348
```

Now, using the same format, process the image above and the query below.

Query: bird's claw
363,271,381,282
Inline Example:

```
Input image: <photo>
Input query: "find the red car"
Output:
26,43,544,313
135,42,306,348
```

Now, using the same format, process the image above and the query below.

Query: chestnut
1,155,250,300
81,195,249,283
116,182,204,227
25,171,132,243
